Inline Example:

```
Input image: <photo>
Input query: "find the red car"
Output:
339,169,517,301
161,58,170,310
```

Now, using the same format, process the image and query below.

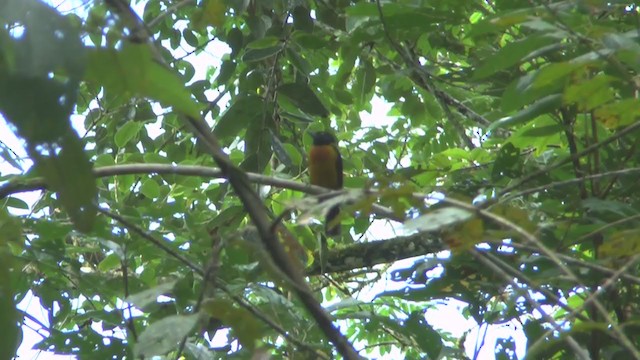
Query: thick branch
307,232,445,275
103,1,361,357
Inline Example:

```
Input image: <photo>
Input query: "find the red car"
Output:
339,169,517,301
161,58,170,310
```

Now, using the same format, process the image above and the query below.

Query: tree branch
103,1,361,357
306,231,444,275
0,163,402,222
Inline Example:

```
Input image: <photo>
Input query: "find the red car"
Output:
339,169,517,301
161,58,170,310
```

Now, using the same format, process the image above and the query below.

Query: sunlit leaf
134,314,200,357
599,229,640,260
213,95,263,141
490,94,562,131
126,281,178,309
201,298,265,350
404,207,473,233
85,44,203,119
473,35,558,80
278,82,329,117
242,44,284,62
114,121,144,148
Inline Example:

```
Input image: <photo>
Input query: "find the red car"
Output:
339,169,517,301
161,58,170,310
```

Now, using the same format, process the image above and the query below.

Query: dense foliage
2,0,640,359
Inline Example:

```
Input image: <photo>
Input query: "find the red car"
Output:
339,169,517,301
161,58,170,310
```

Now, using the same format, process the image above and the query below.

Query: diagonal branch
528,252,640,357
103,1,361,357
471,250,590,359
375,0,492,134
98,208,204,276
491,119,640,205
436,196,640,359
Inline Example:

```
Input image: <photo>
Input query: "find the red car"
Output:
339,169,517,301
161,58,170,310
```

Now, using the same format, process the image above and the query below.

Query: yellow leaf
202,0,226,28
490,204,536,233
599,229,640,259
443,218,484,254
594,99,640,129
201,298,265,349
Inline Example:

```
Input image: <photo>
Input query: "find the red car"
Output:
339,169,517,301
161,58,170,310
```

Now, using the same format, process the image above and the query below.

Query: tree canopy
2,0,640,359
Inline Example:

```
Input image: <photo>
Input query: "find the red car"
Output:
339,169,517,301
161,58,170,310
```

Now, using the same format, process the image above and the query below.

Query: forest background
2,0,640,359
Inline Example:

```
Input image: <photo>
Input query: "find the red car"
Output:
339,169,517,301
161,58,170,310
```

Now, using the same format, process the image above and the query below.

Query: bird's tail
325,205,341,236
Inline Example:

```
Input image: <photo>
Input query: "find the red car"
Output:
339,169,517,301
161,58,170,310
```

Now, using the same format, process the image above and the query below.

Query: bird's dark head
310,131,337,146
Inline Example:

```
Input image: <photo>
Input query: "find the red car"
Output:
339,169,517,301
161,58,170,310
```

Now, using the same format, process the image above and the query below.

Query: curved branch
0,163,401,222
504,167,640,202
435,196,640,359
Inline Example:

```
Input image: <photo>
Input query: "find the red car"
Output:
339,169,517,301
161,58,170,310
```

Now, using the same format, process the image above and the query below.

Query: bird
308,131,343,236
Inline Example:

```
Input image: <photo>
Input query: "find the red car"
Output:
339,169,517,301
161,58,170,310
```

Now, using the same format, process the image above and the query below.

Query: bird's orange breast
309,145,341,189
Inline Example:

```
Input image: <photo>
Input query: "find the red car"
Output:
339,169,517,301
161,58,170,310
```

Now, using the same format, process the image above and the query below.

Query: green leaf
280,111,314,123
354,60,376,105
594,99,640,128
201,298,265,350
98,253,121,272
215,60,236,85
140,179,161,198
126,281,178,309
85,44,203,119
193,0,226,29
277,83,329,117
0,1,96,232
34,134,97,233
183,29,199,47
292,32,329,50
599,229,640,260
282,143,303,167
114,121,144,148
134,314,200,358
520,123,563,137
241,44,284,62
473,35,557,80
0,211,20,360
293,5,314,31
242,117,273,173
490,94,562,131
226,27,244,57
406,312,442,358
492,142,523,180
286,48,312,74
531,62,581,90
213,95,263,141
563,74,615,111
245,36,281,49
3,197,29,210
334,88,354,105
270,131,294,169
1,0,85,81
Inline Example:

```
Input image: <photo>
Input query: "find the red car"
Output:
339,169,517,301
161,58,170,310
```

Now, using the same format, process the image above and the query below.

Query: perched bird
308,131,343,236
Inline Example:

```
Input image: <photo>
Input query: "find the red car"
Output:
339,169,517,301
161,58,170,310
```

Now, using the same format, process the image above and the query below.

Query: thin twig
480,250,589,322
471,250,590,360
527,252,640,357
174,232,223,359
120,243,138,341
376,0,490,140
218,283,331,359
98,207,204,276
503,167,640,202
436,196,640,359
560,108,588,199
509,241,640,286
491,120,640,205
147,0,196,29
